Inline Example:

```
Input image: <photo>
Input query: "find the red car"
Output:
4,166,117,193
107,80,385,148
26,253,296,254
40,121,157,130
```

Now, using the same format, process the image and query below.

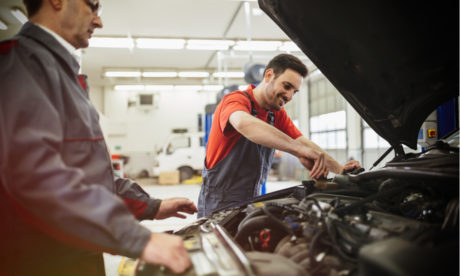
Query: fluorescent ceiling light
174,85,203,91
105,71,141,77
234,40,282,51
279,41,302,52
0,19,7,30
202,85,224,91
10,8,27,24
252,8,264,16
142,72,177,78
213,71,245,78
136,38,185,49
90,37,134,48
114,85,145,91
186,39,235,50
145,85,174,91
178,71,210,78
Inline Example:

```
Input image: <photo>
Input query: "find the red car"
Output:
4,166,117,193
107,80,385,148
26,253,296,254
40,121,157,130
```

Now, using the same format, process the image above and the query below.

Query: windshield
166,136,190,154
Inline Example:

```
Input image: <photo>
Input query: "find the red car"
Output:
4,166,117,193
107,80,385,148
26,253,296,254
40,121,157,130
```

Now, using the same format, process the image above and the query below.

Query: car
119,1,459,275
153,132,205,182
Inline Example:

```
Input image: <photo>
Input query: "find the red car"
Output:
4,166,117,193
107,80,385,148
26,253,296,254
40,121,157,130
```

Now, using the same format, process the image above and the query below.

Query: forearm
296,136,343,173
229,111,304,157
114,177,162,220
229,111,331,178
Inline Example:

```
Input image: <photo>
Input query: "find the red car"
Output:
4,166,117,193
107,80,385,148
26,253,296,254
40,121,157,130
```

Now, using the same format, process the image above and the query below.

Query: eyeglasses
84,0,103,16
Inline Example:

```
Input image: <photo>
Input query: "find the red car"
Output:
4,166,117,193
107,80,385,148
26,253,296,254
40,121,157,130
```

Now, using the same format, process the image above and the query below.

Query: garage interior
0,0,458,275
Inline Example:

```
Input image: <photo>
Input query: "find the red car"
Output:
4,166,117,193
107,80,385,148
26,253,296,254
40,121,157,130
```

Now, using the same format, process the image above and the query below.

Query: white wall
89,86,104,113
101,88,217,155
346,102,363,164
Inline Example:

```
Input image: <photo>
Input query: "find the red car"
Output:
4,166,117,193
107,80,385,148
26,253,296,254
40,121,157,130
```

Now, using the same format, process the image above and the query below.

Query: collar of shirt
36,24,78,62
245,84,262,110
244,84,271,116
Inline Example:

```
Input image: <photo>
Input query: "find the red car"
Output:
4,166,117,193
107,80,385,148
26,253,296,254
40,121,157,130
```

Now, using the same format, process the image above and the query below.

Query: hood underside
259,0,459,148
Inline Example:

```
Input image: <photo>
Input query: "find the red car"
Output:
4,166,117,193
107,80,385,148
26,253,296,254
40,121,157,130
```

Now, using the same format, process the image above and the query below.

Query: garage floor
103,179,299,276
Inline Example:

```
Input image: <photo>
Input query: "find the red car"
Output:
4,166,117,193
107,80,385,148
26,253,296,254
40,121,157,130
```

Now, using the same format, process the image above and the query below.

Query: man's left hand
340,160,361,174
155,198,198,220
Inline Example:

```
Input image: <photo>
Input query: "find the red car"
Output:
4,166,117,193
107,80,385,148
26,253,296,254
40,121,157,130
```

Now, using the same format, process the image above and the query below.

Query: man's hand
298,149,328,179
141,233,191,274
155,198,197,220
340,160,361,174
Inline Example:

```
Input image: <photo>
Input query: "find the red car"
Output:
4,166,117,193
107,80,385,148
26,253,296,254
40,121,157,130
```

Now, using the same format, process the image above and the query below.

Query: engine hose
235,215,291,246
308,229,326,265
300,197,324,213
333,185,408,216
325,218,358,263
237,205,282,232
265,202,299,214
262,206,294,236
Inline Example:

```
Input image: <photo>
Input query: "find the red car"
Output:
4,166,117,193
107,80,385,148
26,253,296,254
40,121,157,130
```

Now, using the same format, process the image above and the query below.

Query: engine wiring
227,175,459,276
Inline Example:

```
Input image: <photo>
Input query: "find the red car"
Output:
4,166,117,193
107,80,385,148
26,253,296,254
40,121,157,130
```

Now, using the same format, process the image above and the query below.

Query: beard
266,81,282,111
266,81,289,111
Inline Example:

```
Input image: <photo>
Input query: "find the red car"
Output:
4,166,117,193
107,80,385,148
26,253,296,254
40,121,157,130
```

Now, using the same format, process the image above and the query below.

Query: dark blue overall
198,91,275,217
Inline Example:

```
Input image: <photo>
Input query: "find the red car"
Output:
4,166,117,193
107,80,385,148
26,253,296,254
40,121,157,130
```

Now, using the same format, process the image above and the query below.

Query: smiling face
61,0,103,49
264,68,303,111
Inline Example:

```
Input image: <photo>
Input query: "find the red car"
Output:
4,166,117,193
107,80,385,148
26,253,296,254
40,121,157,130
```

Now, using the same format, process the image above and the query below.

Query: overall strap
243,91,258,117
243,91,275,125
267,111,275,125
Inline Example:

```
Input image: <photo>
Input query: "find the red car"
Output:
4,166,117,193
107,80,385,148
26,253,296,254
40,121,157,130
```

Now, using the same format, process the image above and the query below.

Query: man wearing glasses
0,0,195,275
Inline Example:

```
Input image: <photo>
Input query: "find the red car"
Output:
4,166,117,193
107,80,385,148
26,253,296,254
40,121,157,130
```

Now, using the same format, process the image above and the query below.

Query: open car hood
259,0,459,148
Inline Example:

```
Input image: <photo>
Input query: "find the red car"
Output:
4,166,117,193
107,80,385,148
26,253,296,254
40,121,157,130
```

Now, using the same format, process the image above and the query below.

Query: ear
49,0,64,10
264,68,274,83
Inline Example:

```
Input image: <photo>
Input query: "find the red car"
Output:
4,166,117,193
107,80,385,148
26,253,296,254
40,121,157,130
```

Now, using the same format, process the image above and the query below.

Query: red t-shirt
205,85,303,169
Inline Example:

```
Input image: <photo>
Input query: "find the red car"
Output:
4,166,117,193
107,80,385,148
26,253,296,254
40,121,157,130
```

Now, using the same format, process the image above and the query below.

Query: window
167,136,190,155
308,75,347,150
361,119,392,169
362,120,390,149
310,111,346,149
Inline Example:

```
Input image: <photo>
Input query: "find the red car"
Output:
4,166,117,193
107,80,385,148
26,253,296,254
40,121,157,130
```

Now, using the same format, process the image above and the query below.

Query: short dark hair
264,53,308,79
23,0,43,17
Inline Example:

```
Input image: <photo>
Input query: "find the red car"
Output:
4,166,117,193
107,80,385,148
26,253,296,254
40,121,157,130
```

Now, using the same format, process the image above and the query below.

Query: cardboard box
158,170,180,185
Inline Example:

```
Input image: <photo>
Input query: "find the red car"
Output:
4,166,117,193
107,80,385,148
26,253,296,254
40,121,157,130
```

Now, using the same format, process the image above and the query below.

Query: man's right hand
140,233,191,274
299,152,328,179
298,145,328,179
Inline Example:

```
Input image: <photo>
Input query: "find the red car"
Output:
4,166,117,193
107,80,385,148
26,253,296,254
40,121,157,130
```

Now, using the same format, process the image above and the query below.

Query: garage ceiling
0,0,311,89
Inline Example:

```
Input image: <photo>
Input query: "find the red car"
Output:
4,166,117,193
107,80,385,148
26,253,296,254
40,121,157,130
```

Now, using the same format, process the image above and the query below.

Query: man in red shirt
198,54,360,217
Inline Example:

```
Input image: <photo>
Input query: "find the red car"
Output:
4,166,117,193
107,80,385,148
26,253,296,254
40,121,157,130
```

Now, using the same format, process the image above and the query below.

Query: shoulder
0,35,56,77
0,35,55,70
0,37,33,75
220,91,251,108
0,39,19,54
223,90,248,100
216,91,252,122
0,36,58,101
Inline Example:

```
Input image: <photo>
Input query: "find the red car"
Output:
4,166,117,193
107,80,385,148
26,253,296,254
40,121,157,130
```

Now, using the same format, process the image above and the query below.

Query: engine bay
119,139,459,276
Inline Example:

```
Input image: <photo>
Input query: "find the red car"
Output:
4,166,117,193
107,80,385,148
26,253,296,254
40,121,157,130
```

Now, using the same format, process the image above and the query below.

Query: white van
153,132,205,182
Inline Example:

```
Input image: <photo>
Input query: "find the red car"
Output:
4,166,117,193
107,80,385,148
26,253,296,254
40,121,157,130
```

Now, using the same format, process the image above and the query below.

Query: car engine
119,135,458,276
